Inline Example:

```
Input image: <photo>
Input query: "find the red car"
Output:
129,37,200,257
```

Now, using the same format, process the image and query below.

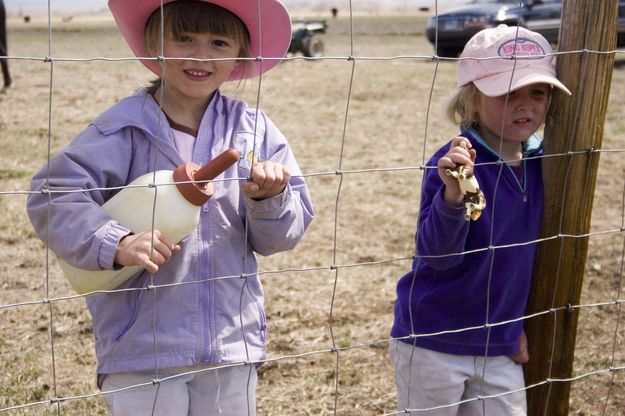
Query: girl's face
476,83,550,150
158,30,242,106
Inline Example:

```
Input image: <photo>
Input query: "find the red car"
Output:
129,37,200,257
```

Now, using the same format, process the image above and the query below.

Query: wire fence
1,0,625,414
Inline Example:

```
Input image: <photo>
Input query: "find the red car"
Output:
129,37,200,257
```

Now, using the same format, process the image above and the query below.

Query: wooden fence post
524,0,618,415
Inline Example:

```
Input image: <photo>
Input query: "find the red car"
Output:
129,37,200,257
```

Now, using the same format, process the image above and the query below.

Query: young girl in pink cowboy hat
26,1,313,414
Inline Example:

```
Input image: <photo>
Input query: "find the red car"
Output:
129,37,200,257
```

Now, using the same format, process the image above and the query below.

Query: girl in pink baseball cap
27,1,314,415
390,25,570,415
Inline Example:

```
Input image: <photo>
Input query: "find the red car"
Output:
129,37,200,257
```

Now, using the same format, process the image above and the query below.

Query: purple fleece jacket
27,89,314,374
391,128,544,356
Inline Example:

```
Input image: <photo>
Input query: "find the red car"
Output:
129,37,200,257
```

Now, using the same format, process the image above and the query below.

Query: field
1,13,625,415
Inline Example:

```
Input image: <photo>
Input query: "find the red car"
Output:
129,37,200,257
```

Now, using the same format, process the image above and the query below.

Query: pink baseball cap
457,24,571,97
108,0,292,81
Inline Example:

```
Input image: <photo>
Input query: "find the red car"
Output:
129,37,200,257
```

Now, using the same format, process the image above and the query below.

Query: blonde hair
446,83,481,129
144,0,252,92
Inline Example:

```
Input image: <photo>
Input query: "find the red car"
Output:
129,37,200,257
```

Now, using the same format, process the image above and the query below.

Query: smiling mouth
185,69,211,78
514,117,531,125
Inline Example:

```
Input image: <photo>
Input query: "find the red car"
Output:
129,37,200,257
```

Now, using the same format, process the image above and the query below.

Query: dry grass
1,14,625,415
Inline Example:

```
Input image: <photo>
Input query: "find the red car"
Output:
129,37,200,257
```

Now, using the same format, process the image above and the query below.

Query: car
425,0,625,57
289,19,328,58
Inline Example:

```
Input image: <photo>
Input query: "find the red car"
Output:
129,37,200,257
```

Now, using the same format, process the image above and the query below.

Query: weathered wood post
524,1,618,415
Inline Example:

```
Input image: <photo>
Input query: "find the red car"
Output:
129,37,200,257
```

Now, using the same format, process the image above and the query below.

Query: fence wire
1,0,625,415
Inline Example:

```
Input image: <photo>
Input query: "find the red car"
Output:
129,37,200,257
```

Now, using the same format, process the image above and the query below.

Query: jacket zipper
465,128,531,201
201,107,220,362
504,158,527,201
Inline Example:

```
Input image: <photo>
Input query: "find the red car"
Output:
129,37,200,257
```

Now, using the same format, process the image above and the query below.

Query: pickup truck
426,0,625,57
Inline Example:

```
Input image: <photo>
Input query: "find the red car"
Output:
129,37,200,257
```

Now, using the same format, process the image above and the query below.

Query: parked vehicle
426,0,625,57
289,19,328,57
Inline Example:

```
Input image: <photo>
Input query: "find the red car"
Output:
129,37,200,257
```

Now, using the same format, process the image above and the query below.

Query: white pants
101,364,257,416
390,341,527,416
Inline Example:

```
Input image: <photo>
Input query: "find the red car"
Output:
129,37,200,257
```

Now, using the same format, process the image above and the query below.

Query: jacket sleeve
415,149,471,271
26,125,133,270
242,113,314,256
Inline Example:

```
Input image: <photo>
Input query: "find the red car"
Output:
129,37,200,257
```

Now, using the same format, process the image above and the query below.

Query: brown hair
446,83,481,129
144,0,252,92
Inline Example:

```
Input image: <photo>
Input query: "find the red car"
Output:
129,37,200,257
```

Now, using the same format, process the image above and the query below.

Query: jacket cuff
243,184,292,218
433,187,467,221
98,222,132,270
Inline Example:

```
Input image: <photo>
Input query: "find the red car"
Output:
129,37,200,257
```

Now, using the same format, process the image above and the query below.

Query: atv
289,19,328,58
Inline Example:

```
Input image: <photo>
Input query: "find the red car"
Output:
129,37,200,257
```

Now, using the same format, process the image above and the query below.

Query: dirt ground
1,13,625,416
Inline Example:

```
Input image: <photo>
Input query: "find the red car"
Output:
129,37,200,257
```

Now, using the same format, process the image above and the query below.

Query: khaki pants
102,364,257,416
390,340,527,416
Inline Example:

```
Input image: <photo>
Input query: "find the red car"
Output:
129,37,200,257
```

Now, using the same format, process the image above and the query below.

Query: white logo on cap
498,38,545,59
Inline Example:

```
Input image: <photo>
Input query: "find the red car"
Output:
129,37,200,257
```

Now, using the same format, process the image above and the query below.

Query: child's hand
241,161,291,200
510,330,529,364
114,230,181,273
438,136,476,206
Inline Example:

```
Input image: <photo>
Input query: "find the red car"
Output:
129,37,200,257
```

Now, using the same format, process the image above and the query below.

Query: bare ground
1,15,625,415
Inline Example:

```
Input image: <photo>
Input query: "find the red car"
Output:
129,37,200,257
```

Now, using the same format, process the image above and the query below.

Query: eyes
173,33,236,50
509,88,549,97
499,85,550,101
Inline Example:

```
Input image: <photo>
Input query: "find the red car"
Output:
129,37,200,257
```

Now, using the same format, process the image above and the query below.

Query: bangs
168,2,248,43
145,1,251,57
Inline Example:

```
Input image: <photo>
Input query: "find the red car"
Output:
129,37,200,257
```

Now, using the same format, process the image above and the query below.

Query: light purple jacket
27,89,314,374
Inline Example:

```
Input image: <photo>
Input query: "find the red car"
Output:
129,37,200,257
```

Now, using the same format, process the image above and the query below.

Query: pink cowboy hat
108,0,292,80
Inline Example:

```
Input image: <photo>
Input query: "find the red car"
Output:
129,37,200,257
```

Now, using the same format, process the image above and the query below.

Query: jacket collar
90,89,224,166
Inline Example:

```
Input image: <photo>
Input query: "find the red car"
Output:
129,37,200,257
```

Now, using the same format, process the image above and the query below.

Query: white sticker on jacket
233,131,262,171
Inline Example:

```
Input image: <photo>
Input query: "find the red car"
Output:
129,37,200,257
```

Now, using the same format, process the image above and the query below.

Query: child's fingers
139,256,159,274
438,138,476,204
440,150,473,170
509,331,529,364
251,161,291,182
450,135,472,150
437,155,456,171
510,347,529,364
270,165,290,196
263,163,290,193
468,147,477,163
146,233,181,268
243,162,290,199
451,136,477,162
115,230,180,271
251,162,271,190
154,233,178,255
450,151,474,167
138,245,175,274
